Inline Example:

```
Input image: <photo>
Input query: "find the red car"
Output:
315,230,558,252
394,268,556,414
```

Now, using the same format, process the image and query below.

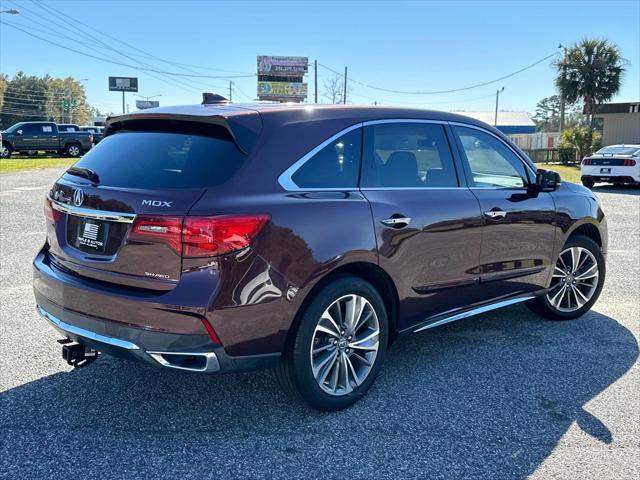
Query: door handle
381,216,411,228
483,209,507,220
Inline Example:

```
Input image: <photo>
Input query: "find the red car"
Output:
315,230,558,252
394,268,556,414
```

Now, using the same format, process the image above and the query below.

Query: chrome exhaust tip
147,351,220,373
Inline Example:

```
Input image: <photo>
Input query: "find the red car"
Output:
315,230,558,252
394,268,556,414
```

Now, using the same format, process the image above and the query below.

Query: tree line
0,72,93,129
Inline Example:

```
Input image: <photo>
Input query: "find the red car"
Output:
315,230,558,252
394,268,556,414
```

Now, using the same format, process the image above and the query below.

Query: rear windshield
70,129,245,189
595,146,640,156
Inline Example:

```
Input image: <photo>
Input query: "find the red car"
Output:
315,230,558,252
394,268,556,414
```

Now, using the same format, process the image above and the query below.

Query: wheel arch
566,220,603,248
285,261,400,351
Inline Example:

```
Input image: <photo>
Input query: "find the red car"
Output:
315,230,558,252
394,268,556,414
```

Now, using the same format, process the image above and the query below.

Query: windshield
595,146,640,156
68,129,246,189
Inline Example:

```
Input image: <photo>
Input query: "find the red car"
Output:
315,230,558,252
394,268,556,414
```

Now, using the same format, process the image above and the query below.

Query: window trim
277,122,363,191
277,119,536,192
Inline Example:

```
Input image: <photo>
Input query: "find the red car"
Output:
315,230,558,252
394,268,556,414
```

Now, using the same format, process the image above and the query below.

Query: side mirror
16,130,23,136
536,169,561,192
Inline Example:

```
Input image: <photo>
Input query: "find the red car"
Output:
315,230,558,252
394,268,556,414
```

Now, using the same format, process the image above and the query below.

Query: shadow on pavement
1,306,637,478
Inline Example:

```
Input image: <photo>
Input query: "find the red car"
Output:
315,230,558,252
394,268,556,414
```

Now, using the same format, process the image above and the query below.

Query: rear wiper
66,166,100,184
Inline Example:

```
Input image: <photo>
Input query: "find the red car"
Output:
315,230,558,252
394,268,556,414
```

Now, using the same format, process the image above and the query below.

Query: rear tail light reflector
130,216,183,253
44,197,61,223
582,159,592,165
623,159,636,166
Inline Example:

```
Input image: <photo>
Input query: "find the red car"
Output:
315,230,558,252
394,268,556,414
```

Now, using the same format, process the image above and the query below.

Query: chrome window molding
277,118,536,192
49,197,136,223
360,187,465,191
277,122,363,191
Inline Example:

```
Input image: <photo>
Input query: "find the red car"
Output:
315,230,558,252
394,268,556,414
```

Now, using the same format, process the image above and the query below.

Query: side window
454,126,529,188
41,125,54,133
290,128,361,189
361,123,458,188
21,124,39,135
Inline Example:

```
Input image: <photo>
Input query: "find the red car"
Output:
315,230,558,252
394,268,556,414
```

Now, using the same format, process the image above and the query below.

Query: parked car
581,144,640,187
33,104,607,410
1,122,93,158
79,125,104,144
57,124,81,132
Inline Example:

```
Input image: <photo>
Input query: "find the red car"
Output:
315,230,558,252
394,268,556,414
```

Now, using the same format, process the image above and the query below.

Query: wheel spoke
552,265,566,278
549,284,566,307
345,354,361,387
321,311,342,336
315,324,340,338
570,247,581,273
575,264,598,280
573,285,590,305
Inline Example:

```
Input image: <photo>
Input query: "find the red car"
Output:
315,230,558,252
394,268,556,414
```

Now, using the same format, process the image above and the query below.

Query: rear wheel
275,276,388,411
526,235,605,320
582,178,594,188
65,143,81,157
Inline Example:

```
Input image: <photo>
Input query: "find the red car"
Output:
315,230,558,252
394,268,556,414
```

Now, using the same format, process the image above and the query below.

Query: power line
318,49,560,95
0,21,255,80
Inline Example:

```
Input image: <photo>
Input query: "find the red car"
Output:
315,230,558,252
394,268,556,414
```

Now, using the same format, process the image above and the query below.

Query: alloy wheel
68,145,80,156
546,246,599,312
310,294,380,396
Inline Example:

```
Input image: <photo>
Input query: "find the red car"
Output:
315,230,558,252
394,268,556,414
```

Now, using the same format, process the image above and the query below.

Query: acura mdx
33,102,607,410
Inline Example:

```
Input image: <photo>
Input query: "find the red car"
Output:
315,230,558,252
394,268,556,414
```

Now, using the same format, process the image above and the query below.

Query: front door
360,121,483,330
451,125,556,300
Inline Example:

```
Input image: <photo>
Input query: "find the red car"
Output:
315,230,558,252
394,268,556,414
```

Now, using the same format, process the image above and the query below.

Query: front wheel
275,276,389,411
0,143,12,158
527,234,605,320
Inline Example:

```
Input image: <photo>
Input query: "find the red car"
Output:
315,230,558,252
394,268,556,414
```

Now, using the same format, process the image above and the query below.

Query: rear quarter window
70,127,245,189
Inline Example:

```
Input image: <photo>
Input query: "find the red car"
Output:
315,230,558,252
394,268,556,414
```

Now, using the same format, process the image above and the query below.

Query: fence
521,148,578,165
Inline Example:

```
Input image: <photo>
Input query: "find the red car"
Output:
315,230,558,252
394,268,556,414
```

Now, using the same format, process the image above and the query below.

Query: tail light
43,197,61,223
183,215,269,257
130,216,183,253
623,159,636,166
129,214,269,257
582,159,592,165
89,134,94,143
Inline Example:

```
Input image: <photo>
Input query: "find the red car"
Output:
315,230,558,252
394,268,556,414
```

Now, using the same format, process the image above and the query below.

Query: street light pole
494,87,504,126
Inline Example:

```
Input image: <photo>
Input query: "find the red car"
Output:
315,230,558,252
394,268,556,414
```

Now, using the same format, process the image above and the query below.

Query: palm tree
555,39,625,141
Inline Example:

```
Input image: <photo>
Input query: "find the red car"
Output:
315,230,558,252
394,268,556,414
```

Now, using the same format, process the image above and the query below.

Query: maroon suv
33,103,607,410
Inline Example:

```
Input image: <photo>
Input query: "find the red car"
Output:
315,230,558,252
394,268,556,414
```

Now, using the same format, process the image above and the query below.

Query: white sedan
580,144,640,188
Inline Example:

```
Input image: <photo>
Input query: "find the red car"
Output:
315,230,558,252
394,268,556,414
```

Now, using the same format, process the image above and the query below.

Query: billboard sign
136,100,160,110
108,76,139,92
257,56,308,76
257,81,308,100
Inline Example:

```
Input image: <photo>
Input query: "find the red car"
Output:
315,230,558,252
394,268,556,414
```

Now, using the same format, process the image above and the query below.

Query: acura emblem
73,189,84,207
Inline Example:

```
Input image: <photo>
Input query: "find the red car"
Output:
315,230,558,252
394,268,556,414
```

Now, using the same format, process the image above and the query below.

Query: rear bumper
33,250,280,373
581,166,640,183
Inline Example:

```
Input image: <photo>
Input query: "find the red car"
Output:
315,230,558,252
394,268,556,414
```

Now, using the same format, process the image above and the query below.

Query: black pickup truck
1,121,93,158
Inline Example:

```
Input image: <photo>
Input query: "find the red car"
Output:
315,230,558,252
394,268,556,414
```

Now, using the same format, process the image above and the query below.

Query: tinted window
20,124,41,135
70,130,245,189
454,126,529,188
362,123,458,188
291,128,361,189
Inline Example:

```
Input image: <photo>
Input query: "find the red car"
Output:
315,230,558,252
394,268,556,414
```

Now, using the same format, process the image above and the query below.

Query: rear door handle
483,210,507,220
381,216,411,228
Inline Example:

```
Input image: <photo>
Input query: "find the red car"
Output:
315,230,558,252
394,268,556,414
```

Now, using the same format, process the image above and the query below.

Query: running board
413,296,535,333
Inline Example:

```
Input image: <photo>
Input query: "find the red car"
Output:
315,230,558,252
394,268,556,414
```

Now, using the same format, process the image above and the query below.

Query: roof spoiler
103,112,261,155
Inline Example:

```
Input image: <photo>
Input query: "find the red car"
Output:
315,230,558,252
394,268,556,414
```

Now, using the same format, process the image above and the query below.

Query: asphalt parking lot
1,167,638,479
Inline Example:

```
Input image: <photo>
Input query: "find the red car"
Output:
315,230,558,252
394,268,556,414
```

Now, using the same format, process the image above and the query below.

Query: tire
526,234,605,320
275,276,389,411
64,143,81,157
27,150,38,157
582,178,594,188
0,143,12,159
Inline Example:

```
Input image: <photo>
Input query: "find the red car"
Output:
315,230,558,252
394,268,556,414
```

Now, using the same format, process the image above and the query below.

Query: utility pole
494,87,504,126
229,81,233,102
122,91,125,114
314,59,318,103
343,66,348,104
559,95,565,133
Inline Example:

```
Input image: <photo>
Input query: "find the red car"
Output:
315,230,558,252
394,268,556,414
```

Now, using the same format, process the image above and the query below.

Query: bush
560,127,601,163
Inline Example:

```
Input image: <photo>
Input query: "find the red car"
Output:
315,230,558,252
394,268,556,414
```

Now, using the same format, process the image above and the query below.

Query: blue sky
1,0,638,116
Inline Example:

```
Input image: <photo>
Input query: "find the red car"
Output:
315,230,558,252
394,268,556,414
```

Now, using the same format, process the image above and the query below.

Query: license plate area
75,217,109,253
600,167,611,174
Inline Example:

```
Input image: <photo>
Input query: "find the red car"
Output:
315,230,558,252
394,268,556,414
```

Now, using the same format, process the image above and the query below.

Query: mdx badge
142,199,173,207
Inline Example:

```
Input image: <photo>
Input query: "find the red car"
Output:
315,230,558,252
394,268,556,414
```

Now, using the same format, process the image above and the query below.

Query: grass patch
0,156,77,174
537,163,581,184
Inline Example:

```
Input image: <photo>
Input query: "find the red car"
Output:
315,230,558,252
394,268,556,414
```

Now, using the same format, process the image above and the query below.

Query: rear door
451,125,556,298
361,121,483,330
46,122,247,290
38,123,59,149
